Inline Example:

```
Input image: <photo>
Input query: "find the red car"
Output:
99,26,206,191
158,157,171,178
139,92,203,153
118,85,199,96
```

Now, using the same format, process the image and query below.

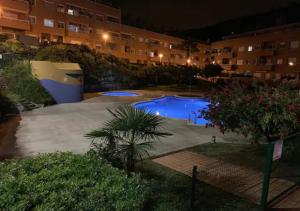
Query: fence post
191,165,198,209
260,142,275,211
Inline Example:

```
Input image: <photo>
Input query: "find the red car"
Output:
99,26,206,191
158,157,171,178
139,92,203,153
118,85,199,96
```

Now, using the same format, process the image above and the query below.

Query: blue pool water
103,91,139,97
134,96,209,125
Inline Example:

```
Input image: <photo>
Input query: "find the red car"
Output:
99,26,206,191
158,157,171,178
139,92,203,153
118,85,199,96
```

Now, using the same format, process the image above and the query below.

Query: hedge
0,152,149,211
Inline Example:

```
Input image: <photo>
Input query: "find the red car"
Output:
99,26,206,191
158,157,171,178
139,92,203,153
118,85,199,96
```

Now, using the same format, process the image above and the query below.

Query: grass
138,160,259,211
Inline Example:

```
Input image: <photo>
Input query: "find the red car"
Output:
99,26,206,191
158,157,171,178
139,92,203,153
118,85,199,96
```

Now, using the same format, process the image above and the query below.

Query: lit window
290,41,299,49
277,58,283,65
67,9,75,16
237,59,243,65
149,52,155,57
43,19,54,27
169,44,172,49
238,46,245,52
248,46,253,51
288,58,297,66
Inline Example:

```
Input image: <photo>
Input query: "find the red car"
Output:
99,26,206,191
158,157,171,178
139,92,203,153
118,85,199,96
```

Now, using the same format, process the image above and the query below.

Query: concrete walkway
153,151,298,208
14,91,242,158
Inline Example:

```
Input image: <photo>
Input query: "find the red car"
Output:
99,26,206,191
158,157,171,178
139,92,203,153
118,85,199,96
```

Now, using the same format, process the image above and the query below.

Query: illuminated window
237,59,243,65
238,46,245,52
248,46,253,51
138,37,144,42
288,58,297,66
43,19,54,27
277,58,283,65
290,41,299,49
67,9,75,16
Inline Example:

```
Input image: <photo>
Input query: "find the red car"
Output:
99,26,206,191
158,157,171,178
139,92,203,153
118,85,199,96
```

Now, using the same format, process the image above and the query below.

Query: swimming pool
134,96,209,125
103,91,140,97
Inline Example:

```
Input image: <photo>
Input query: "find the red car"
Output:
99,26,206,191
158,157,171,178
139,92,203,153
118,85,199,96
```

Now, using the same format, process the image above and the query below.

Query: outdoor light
187,59,191,64
159,53,163,63
156,111,160,116
102,33,109,42
289,61,295,66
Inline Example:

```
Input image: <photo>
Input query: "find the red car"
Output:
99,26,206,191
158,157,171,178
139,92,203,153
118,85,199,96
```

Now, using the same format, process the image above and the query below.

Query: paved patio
153,150,299,208
12,90,242,158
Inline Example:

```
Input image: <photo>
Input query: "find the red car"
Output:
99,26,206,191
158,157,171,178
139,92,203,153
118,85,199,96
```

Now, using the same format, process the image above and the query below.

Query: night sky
114,0,300,30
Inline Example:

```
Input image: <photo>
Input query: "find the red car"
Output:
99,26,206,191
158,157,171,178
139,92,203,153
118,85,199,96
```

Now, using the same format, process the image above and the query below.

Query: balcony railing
0,15,29,31
1,0,29,13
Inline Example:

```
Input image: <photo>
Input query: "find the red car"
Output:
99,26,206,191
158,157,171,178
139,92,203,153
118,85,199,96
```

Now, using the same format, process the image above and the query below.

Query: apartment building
0,0,209,67
211,23,300,79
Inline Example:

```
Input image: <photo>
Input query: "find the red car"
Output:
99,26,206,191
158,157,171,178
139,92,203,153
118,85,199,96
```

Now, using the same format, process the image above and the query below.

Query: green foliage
0,152,149,211
2,60,55,105
203,82,300,142
0,91,18,121
86,105,172,173
201,64,223,77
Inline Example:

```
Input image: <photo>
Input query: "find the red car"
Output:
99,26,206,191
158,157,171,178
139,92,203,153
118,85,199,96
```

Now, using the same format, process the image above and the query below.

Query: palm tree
86,105,172,174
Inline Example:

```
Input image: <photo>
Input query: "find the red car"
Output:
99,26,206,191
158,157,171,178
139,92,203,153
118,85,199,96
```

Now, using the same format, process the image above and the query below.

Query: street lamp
159,53,163,64
102,33,109,44
187,58,191,65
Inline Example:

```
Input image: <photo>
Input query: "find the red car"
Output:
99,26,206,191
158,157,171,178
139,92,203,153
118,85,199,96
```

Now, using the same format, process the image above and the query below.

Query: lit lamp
102,33,109,44
187,58,191,65
159,53,163,63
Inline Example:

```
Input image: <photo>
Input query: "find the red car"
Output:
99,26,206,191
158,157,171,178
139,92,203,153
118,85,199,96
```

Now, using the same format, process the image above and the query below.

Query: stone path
153,151,298,208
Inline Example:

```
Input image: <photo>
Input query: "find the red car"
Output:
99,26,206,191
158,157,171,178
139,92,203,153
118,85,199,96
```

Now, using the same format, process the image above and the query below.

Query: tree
202,82,300,143
201,64,223,78
86,105,172,174
181,38,200,59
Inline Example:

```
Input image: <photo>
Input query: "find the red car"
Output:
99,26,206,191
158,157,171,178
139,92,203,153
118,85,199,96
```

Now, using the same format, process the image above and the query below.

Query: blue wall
40,79,83,104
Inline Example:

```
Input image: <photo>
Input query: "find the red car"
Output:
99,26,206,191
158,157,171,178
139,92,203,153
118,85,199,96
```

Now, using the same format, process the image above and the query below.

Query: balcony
1,0,29,13
220,52,234,58
256,64,274,71
0,16,29,31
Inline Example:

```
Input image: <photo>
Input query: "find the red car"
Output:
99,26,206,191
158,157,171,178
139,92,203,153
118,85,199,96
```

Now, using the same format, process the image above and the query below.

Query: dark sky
116,0,300,30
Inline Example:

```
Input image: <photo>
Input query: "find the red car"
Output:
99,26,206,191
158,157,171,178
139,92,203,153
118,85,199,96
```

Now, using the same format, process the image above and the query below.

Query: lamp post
159,53,163,64
187,58,192,92
102,33,109,52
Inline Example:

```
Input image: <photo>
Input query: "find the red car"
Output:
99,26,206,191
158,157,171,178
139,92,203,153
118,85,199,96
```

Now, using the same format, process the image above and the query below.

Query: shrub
0,152,149,210
201,64,223,78
2,60,55,105
203,81,300,143
0,91,18,121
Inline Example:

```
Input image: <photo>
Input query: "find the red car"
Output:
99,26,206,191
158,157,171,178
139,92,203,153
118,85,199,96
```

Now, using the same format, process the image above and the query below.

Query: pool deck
11,90,243,158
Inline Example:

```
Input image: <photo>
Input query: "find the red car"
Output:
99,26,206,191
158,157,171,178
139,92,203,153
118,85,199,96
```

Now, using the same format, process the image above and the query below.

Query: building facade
211,23,300,79
0,0,209,67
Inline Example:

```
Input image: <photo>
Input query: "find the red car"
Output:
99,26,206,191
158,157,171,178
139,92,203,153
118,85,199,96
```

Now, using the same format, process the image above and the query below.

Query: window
149,51,155,57
124,46,131,53
106,16,120,23
248,46,253,52
277,58,283,65
222,58,230,65
121,33,132,40
290,41,299,49
67,8,78,16
138,37,144,42
96,15,104,21
279,42,286,48
29,16,36,24
68,23,80,32
288,58,297,66
238,46,245,52
44,19,54,27
57,21,65,29
57,5,64,13
29,0,36,6
237,59,243,65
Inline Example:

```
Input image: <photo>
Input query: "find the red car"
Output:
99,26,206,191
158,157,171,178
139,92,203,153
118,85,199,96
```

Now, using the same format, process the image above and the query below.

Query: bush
0,152,149,210
2,60,55,105
201,64,223,77
0,91,18,121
